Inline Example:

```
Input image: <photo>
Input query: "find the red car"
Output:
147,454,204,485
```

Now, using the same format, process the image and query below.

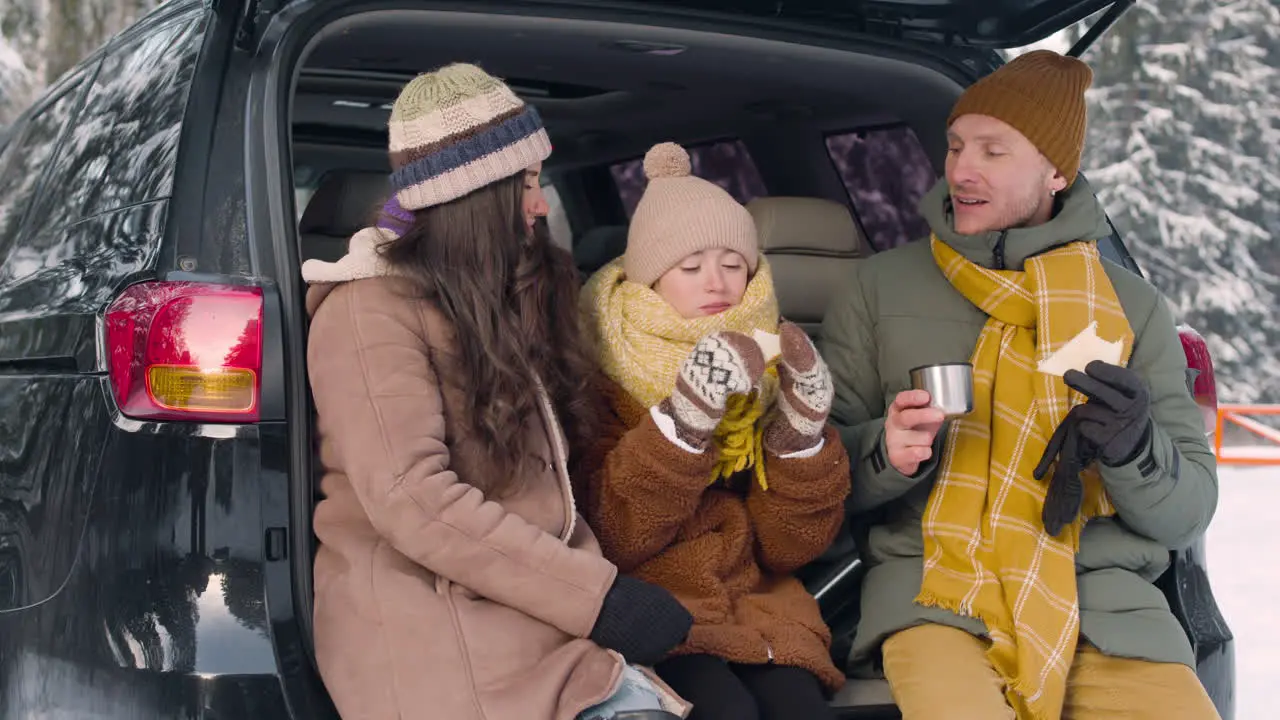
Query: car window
294,162,324,222
0,140,19,257
3,12,205,286
541,179,573,251
825,125,935,252
0,72,90,268
295,187,317,221
610,139,767,218
22,13,205,242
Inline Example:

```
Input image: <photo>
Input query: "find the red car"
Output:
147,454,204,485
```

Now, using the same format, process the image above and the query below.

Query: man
821,50,1220,720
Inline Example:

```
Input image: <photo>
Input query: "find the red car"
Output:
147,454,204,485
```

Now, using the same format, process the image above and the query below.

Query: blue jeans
576,665,666,719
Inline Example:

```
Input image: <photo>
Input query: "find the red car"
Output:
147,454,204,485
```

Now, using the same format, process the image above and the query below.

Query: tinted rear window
826,125,934,252
0,72,90,269
2,12,205,290
611,139,767,217
29,15,206,228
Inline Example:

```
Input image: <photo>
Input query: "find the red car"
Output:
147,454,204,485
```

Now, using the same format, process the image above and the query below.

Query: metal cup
909,362,975,418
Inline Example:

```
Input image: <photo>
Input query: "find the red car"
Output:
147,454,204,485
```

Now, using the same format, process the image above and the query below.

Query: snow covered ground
1207,464,1279,720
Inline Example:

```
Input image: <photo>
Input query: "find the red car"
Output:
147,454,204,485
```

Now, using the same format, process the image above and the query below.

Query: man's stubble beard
1005,187,1056,231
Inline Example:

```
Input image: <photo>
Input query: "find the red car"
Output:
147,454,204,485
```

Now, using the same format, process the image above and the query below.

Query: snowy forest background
1008,1,1280,406
1,0,1278,403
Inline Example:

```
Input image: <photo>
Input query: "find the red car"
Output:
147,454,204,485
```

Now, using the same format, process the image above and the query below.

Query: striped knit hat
388,63,552,210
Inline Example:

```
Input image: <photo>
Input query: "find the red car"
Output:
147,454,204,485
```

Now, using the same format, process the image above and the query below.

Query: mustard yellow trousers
881,623,1221,720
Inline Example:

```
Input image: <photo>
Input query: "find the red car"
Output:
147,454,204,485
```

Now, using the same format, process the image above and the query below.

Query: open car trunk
246,0,1135,52
247,1,1225,718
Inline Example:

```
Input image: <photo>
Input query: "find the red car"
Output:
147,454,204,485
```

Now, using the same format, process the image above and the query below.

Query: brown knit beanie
948,50,1093,186
623,143,759,287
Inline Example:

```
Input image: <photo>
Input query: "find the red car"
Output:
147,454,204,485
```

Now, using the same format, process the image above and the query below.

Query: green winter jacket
821,176,1218,676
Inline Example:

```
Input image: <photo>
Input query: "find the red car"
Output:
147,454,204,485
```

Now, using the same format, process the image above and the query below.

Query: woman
579,142,851,720
303,64,692,720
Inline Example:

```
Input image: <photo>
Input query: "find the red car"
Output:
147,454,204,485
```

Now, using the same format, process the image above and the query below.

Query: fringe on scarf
711,385,769,490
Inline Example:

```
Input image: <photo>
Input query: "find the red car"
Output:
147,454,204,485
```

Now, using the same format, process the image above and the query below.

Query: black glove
1063,360,1153,467
1034,407,1099,537
589,575,692,666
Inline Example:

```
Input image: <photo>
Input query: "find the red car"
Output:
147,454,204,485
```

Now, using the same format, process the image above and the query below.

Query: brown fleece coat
307,276,691,720
579,378,851,692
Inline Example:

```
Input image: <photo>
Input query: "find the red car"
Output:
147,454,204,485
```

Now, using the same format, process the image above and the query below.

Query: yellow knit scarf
581,258,780,488
918,237,1134,720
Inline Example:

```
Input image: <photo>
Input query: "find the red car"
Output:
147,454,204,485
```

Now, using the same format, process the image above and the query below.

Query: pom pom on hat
644,142,692,180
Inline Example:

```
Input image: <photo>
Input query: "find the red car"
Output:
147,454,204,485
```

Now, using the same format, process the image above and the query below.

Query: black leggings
655,654,835,720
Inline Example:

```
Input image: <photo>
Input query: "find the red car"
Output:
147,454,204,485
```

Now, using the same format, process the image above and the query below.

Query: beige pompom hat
622,142,759,286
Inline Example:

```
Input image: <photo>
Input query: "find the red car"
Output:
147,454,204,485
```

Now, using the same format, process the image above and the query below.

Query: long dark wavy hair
378,173,600,497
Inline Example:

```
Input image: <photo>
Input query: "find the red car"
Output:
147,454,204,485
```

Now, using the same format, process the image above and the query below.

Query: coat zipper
992,230,1009,270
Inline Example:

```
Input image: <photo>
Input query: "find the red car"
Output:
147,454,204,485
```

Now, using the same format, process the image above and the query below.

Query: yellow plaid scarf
581,258,780,488
917,237,1135,720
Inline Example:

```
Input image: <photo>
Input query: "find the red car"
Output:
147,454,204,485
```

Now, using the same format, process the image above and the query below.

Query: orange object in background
1214,405,1280,466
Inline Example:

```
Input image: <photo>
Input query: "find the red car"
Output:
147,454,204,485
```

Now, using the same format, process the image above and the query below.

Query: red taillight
105,281,264,423
1178,325,1219,436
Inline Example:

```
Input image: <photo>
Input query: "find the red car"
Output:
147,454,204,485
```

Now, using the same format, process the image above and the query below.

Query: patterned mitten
765,322,835,455
661,331,766,451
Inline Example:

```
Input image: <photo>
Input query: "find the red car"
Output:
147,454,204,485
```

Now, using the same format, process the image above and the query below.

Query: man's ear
1049,168,1069,195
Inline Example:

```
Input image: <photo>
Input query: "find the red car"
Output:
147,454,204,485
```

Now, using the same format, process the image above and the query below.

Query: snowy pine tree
1080,0,1280,403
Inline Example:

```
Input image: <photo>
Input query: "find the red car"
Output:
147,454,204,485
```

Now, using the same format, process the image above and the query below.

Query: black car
0,0,1234,717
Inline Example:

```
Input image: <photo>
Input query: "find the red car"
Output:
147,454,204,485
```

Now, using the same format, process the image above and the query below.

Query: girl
579,142,851,720
303,64,692,720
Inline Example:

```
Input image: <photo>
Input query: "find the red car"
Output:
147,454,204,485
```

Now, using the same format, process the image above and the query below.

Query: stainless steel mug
909,362,975,417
